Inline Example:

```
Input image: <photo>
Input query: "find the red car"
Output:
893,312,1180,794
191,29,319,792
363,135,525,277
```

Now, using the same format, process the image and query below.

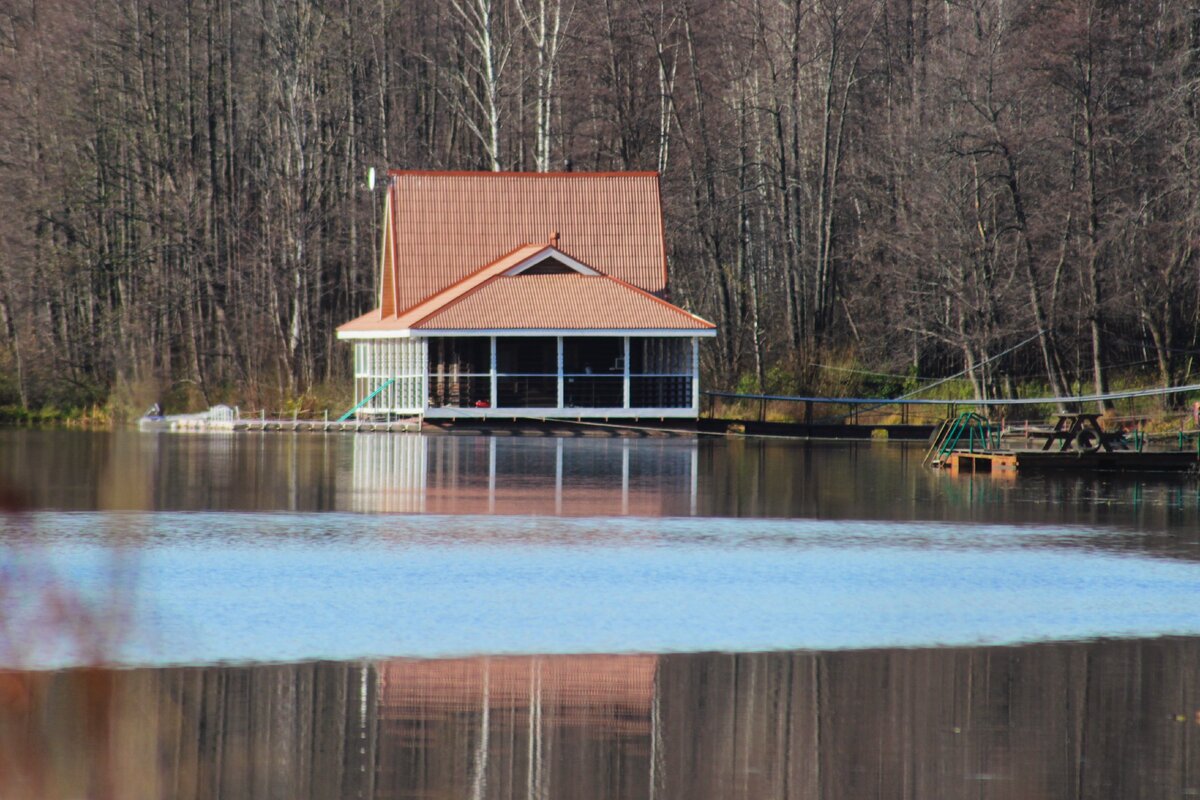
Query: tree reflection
3,640,1197,799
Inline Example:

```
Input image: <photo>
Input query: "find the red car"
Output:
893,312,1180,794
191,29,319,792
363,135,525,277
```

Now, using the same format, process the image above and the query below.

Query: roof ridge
389,169,660,179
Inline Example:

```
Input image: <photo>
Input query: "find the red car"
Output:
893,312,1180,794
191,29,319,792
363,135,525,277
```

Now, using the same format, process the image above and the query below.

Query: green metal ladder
925,412,999,466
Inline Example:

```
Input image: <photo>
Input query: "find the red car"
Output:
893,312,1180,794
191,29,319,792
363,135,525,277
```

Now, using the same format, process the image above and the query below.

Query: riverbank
0,380,355,430
4,374,1198,435
0,404,114,428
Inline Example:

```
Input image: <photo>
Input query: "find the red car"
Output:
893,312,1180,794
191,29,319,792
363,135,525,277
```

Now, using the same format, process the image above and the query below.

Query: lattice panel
353,339,427,414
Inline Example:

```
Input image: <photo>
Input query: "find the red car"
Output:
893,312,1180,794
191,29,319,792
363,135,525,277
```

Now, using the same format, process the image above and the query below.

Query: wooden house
337,171,716,420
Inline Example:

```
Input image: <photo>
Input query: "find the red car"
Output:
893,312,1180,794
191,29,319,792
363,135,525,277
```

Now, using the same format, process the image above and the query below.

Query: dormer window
502,247,601,277
519,258,577,276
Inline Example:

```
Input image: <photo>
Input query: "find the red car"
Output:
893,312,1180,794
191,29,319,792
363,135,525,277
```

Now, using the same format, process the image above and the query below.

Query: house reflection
349,434,699,516
379,654,656,733
9,639,1199,799
374,655,657,800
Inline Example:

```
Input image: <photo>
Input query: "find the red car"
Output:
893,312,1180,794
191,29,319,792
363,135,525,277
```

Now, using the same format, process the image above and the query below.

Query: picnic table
1026,413,1124,453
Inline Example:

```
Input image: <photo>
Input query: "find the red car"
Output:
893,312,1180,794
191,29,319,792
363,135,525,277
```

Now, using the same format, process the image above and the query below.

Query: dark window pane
497,337,556,374
564,376,623,408
497,377,558,407
427,337,491,374
563,337,623,375
428,375,491,408
631,376,691,408
630,338,689,374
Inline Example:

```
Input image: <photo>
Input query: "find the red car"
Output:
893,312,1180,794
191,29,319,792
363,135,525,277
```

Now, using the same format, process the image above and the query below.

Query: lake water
1,429,1198,798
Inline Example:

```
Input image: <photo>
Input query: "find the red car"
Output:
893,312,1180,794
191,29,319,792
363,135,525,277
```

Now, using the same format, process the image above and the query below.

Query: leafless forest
1,0,1199,411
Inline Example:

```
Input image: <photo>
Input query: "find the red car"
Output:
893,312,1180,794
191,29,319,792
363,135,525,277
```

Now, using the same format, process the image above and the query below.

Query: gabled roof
340,243,548,335
338,244,715,335
380,171,669,315
414,274,713,331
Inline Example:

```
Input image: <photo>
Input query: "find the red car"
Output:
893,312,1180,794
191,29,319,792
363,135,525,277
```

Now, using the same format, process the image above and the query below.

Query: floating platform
421,419,694,437
136,413,686,437
138,415,420,434
699,418,937,441
939,449,1200,475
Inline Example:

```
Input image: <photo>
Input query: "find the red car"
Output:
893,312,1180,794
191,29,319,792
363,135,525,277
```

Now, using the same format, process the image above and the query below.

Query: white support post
488,436,496,513
556,337,564,409
689,444,698,516
490,336,498,408
623,336,631,409
420,338,430,414
621,440,630,515
691,337,700,414
353,344,361,407
555,438,563,514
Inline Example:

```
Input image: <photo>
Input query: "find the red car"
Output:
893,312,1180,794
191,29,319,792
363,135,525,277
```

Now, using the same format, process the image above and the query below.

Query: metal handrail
935,412,995,461
705,384,1200,407
338,377,398,421
923,419,952,465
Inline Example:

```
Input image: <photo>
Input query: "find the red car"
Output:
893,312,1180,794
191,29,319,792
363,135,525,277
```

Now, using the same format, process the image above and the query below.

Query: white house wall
352,335,701,419
353,338,427,415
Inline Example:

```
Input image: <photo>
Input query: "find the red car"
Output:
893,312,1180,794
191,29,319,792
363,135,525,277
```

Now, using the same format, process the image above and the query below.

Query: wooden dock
138,416,421,434
941,451,1018,476
699,418,936,441
139,413,934,439
940,449,1200,475
137,415,683,436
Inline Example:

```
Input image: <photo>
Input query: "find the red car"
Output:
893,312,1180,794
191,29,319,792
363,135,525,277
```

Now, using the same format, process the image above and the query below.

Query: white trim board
339,328,716,340
422,406,698,420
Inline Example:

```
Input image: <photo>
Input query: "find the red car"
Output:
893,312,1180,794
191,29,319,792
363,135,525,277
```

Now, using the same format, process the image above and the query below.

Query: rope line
426,409,809,439
898,331,1044,400
707,381,1200,407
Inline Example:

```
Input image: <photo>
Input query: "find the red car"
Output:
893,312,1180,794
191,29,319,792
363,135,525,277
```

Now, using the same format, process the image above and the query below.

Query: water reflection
7,638,1197,799
3,430,1200,534
351,435,698,515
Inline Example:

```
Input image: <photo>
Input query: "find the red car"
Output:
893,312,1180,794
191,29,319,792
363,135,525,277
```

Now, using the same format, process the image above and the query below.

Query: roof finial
550,230,560,247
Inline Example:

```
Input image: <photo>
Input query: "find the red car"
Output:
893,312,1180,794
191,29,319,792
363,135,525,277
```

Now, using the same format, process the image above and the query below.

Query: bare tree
450,0,513,170
515,0,573,171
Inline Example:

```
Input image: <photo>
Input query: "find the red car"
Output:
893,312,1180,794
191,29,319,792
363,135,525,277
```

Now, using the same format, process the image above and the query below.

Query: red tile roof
339,243,714,334
337,171,716,336
338,244,547,335
383,171,668,313
414,273,713,331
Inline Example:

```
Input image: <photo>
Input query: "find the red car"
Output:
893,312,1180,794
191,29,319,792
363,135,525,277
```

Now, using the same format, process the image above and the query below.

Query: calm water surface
1,429,1198,798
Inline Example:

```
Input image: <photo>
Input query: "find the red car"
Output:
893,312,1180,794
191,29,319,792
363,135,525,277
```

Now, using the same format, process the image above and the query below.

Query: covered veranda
348,332,704,419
